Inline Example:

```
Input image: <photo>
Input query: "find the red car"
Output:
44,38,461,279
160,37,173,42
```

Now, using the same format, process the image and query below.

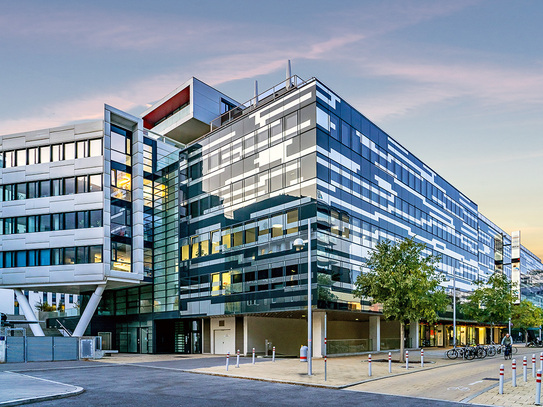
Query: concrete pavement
0,371,83,406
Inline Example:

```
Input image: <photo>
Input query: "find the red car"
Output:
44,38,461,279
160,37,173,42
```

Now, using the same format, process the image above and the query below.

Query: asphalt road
8,357,471,407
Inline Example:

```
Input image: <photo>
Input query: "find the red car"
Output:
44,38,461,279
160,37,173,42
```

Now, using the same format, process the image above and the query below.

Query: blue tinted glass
40,249,51,266
16,251,26,267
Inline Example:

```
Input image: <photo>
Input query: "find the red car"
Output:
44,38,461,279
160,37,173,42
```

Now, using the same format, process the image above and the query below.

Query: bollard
524,356,528,382
236,349,240,368
499,364,504,395
388,352,392,373
421,349,424,368
324,337,327,382
511,359,517,387
536,370,542,406
252,347,256,365
368,354,372,377
272,346,276,362
540,352,543,373
534,354,537,378
226,352,230,371
406,350,409,370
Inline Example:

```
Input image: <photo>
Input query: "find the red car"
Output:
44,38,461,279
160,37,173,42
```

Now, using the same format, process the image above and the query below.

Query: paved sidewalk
469,373,542,406
189,349,464,387
0,371,83,406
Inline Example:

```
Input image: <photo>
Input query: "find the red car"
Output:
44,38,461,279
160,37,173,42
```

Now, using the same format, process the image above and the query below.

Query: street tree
460,272,515,342
511,299,543,345
353,237,448,361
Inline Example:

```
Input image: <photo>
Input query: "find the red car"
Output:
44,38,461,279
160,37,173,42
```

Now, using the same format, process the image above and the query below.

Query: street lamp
445,271,457,348
294,218,312,376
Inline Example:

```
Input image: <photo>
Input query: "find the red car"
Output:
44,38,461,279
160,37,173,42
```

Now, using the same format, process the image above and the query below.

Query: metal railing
209,75,312,131
56,319,73,337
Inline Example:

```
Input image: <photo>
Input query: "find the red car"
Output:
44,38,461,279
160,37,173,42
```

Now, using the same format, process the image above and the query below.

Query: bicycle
503,344,512,360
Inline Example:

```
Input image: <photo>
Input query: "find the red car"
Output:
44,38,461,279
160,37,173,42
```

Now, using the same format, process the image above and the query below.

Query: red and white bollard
534,354,537,378
368,354,372,377
524,356,528,382
405,350,409,370
499,364,504,395
252,347,256,364
388,352,392,373
540,352,543,372
512,359,517,387
226,352,230,371
272,346,276,362
536,370,542,406
236,349,240,368
324,355,327,381
421,349,424,368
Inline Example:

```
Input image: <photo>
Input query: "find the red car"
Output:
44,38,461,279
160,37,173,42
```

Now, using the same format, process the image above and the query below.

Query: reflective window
51,144,62,162
39,146,50,163
64,247,76,264
16,183,27,200
76,176,87,194
89,174,102,192
52,179,62,196
28,148,38,165
76,140,87,158
39,180,50,197
89,139,102,157
64,177,75,195
89,210,102,228
4,151,15,168
16,150,26,166
64,142,75,160
39,215,51,232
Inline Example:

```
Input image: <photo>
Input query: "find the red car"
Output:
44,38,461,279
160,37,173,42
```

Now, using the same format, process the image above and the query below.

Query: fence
4,335,78,363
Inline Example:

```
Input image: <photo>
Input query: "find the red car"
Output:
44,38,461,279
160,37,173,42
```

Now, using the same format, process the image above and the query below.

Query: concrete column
409,320,420,349
73,285,106,337
14,289,44,336
312,312,325,357
243,316,249,356
369,315,381,352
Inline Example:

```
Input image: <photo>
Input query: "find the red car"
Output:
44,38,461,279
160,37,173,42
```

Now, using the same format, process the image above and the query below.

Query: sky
1,0,542,259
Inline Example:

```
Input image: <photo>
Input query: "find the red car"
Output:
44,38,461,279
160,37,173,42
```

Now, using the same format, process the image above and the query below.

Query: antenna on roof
253,80,259,107
286,60,292,90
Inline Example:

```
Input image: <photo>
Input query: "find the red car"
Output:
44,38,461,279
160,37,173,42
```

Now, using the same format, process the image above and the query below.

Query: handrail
56,319,73,337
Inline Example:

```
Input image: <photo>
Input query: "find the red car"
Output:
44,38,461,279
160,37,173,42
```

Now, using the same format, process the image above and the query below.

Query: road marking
468,380,483,385
447,386,470,391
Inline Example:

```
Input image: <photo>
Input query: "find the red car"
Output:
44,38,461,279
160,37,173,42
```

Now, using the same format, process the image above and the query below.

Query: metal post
252,347,255,364
509,317,512,337
388,352,392,373
368,354,372,377
453,272,456,347
324,313,327,382
307,218,312,376
499,364,504,395
272,346,276,362
226,352,230,371
512,359,517,387
535,354,537,378
524,356,528,382
406,350,409,370
421,349,424,368
537,370,542,406
236,349,240,368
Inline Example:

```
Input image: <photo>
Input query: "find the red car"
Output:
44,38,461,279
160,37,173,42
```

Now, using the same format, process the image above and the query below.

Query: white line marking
468,380,483,385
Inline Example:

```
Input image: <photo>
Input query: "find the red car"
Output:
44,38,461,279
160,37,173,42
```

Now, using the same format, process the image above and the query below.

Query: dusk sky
1,0,542,258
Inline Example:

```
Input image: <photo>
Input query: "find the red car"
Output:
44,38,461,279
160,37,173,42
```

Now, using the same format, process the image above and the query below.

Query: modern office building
1,71,541,354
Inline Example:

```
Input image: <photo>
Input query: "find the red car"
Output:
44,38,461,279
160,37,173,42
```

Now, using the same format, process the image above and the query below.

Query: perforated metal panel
53,337,79,361
27,336,53,362
80,339,94,358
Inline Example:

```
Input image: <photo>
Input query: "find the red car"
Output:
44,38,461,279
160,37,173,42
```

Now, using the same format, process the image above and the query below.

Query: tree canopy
460,272,515,325
512,299,543,343
353,237,448,358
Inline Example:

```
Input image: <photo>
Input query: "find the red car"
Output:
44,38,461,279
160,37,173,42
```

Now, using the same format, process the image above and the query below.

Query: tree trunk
400,321,405,363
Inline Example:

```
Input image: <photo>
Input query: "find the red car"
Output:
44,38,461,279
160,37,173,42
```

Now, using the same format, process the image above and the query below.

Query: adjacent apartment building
1,72,542,355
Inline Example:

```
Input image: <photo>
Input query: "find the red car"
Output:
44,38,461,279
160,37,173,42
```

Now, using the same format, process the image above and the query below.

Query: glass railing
381,337,401,350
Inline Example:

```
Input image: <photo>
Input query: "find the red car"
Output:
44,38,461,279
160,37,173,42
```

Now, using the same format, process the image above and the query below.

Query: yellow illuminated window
200,239,209,256
181,244,189,261
191,237,200,259
212,273,221,295
222,272,231,292
222,230,231,249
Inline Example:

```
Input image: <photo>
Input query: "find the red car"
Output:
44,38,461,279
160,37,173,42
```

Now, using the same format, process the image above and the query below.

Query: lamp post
453,271,456,348
294,218,312,376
